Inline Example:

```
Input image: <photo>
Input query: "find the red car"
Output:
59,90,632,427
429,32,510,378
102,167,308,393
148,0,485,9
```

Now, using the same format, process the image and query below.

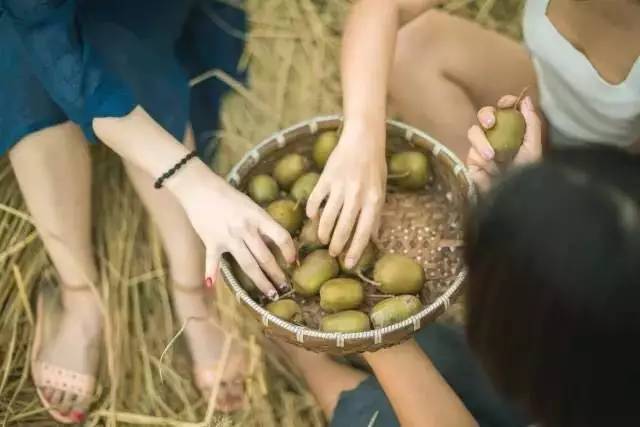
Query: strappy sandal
172,284,248,413
31,284,98,424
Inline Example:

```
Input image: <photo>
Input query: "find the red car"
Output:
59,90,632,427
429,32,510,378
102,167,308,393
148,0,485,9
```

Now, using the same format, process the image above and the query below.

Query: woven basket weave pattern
223,115,475,354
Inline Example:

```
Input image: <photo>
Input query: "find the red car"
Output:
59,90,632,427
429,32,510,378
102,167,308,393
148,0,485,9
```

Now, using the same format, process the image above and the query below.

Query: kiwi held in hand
313,131,338,168
292,249,339,296
266,299,303,324
266,199,304,234
320,278,364,312
388,151,431,190
338,241,377,275
247,174,279,205
320,310,371,333
370,295,422,328
273,153,310,190
485,108,525,162
290,172,320,203
373,253,425,294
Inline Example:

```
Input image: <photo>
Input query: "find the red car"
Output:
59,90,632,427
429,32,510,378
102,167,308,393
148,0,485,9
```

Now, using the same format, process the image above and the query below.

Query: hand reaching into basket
306,121,387,269
466,95,543,192
170,161,297,298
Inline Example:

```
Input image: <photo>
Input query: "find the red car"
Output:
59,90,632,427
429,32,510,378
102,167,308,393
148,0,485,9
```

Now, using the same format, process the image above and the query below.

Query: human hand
306,121,386,268
170,162,296,299
466,95,542,192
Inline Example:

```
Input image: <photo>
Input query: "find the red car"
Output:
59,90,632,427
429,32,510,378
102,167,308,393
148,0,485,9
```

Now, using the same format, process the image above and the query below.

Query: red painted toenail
70,411,86,423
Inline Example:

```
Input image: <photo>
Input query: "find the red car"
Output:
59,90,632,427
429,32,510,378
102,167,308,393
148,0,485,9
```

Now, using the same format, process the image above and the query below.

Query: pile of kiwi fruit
235,130,434,334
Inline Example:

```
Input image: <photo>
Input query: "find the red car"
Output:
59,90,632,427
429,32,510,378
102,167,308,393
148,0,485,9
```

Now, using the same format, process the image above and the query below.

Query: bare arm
341,0,442,126
364,339,478,427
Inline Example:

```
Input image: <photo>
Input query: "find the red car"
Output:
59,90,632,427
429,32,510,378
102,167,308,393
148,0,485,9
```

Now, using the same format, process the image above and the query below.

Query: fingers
258,217,296,264
328,191,359,257
318,187,344,245
306,177,330,219
467,126,499,175
516,96,543,164
497,94,518,109
477,106,496,129
204,246,221,288
345,203,378,268
232,244,278,300
467,149,496,192
243,228,289,291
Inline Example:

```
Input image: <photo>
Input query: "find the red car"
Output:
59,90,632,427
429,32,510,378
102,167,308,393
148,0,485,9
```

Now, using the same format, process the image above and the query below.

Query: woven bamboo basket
221,115,475,354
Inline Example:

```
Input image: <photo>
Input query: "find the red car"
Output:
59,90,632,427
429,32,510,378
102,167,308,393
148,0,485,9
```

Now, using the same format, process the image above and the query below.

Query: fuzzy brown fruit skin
266,199,304,234
373,253,425,294
273,154,310,190
313,131,338,168
292,250,339,296
338,241,377,275
298,216,326,254
290,172,320,203
247,174,279,205
370,295,422,328
266,299,303,324
319,278,364,312
320,310,371,333
485,109,526,162
388,151,431,190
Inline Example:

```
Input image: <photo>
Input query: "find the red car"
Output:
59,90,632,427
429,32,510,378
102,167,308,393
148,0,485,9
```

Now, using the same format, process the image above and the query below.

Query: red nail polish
205,277,213,288
70,411,86,422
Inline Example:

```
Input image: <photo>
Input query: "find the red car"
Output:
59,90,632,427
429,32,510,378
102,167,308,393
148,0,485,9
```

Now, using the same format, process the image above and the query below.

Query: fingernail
345,257,356,269
268,290,279,301
70,411,86,423
482,115,494,127
205,277,213,288
278,282,290,292
482,148,494,161
523,96,533,111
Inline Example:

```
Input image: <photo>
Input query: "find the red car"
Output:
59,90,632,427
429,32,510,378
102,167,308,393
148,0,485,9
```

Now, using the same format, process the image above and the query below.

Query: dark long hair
465,146,640,427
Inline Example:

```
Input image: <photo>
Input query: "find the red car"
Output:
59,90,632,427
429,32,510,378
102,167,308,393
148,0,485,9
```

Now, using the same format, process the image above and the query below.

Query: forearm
364,339,478,427
340,0,441,127
93,106,221,200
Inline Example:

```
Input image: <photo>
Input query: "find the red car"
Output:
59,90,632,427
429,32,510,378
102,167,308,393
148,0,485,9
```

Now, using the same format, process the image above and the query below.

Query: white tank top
523,0,640,147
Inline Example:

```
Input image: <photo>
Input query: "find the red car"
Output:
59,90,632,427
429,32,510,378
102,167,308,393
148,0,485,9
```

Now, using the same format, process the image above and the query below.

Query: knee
390,10,452,105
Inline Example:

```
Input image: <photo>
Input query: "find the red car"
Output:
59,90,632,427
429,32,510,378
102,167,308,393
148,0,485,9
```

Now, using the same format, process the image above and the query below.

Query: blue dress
0,0,246,163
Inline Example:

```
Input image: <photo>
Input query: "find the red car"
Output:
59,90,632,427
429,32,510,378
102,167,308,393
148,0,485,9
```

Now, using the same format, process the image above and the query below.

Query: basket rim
223,114,475,344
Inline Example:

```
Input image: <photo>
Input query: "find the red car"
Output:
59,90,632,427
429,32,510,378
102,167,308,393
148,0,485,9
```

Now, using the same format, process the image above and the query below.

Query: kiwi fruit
273,153,310,190
319,278,364,312
299,216,325,254
485,109,525,162
292,249,339,296
290,172,320,203
247,174,279,205
313,131,338,168
266,299,303,324
266,199,304,234
370,295,422,328
320,310,371,333
339,241,377,275
388,151,430,190
373,253,425,294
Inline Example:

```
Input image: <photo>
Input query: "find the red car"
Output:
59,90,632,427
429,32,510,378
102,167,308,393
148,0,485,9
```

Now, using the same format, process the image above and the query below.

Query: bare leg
123,127,246,411
9,122,101,419
389,10,538,158
280,342,367,420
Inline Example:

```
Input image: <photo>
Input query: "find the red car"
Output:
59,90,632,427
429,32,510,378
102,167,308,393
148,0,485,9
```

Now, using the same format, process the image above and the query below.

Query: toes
41,386,54,401
58,392,76,415
50,390,64,407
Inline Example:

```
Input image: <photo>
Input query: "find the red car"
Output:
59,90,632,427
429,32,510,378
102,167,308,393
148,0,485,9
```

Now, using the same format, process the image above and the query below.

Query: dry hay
0,1,523,425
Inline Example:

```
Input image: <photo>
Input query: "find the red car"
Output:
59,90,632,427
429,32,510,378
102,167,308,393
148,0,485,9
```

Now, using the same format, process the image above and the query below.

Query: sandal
31,284,98,424
172,284,248,413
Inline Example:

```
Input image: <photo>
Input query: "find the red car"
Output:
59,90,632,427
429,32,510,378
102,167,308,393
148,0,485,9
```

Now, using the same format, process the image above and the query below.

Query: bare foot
172,286,247,412
38,288,102,422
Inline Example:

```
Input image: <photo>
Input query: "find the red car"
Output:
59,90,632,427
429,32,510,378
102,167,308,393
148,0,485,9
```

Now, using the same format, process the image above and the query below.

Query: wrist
164,158,222,205
341,116,387,149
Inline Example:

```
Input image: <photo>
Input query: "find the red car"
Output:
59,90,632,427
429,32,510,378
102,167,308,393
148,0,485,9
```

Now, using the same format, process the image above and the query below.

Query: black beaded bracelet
154,151,198,189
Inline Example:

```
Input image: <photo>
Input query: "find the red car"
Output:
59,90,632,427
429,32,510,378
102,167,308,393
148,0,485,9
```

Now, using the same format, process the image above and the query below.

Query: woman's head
464,146,640,427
